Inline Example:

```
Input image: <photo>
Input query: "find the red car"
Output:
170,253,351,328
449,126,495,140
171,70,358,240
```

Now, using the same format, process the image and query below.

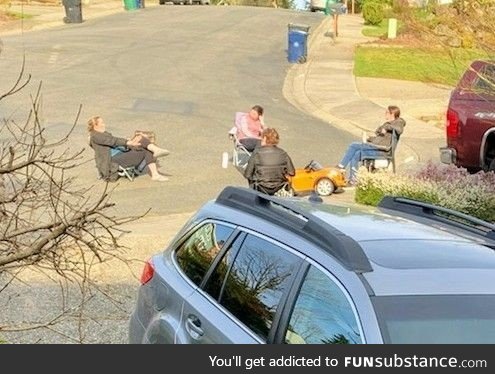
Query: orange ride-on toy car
288,160,346,196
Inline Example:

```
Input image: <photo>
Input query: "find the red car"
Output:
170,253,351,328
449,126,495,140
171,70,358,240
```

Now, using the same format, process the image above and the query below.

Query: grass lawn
6,11,34,20
354,46,489,86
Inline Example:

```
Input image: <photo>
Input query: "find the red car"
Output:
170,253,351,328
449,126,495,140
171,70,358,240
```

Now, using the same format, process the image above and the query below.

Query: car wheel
159,0,165,4
489,158,495,172
315,178,335,196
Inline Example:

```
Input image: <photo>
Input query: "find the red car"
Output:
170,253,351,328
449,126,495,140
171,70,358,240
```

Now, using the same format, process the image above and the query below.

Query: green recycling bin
123,0,138,10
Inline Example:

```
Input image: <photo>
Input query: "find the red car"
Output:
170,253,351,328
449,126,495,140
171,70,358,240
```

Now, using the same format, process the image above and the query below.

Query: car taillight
446,109,460,138
140,260,154,285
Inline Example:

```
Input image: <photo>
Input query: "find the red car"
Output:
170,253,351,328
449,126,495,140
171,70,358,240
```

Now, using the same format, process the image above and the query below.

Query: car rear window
175,222,234,286
473,63,495,93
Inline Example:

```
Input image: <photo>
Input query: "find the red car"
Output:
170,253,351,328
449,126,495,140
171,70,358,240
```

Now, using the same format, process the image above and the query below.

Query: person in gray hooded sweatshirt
337,105,406,182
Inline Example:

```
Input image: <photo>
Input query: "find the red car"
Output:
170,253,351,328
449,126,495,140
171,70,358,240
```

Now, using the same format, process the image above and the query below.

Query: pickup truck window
473,64,495,93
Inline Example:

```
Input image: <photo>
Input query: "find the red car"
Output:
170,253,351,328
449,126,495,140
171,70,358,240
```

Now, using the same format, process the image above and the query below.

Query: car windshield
372,295,495,343
308,160,323,171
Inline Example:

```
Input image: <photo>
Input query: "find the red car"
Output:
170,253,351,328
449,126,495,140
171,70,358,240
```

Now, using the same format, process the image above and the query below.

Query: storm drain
131,98,196,115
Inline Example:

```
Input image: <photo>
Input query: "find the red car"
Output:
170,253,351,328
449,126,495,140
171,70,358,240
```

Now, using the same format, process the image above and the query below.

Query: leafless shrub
0,59,145,342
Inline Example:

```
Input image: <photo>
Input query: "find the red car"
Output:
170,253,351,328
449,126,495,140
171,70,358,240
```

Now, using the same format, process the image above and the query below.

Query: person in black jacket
244,128,295,195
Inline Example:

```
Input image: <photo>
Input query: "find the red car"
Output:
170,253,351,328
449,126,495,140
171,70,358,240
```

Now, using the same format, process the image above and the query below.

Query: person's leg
338,142,362,168
239,138,259,152
112,150,146,169
348,144,383,181
138,136,170,158
112,149,167,181
148,163,168,181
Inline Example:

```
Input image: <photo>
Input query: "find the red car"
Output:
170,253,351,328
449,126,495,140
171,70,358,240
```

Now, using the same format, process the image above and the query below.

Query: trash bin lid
288,23,310,33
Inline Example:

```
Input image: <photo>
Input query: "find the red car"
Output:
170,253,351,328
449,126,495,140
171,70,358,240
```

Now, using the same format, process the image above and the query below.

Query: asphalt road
0,6,357,343
0,6,354,217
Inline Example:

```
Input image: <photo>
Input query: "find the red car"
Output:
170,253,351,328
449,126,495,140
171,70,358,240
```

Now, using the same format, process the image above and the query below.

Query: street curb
0,3,131,36
283,17,370,138
282,16,421,166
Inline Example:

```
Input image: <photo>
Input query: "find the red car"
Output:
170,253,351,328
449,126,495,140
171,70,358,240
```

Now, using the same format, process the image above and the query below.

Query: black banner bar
1,345,492,374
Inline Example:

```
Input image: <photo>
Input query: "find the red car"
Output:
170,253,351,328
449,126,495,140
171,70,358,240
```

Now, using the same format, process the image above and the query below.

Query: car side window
203,234,244,301
218,234,300,342
285,265,362,344
175,222,234,286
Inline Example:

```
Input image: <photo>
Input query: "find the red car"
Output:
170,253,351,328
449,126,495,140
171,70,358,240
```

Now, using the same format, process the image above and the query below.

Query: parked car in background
440,60,495,172
129,187,495,344
309,0,346,13
309,0,327,11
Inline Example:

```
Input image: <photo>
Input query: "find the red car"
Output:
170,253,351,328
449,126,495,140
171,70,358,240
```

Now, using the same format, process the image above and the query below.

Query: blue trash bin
288,24,310,63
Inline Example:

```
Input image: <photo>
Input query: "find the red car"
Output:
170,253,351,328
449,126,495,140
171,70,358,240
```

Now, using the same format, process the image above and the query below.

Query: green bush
355,162,495,222
362,2,385,25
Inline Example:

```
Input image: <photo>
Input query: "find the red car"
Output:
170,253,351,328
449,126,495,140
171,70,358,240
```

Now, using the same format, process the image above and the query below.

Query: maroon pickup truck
440,60,495,172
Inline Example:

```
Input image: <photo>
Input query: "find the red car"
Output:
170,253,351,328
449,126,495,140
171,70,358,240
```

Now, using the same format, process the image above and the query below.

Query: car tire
159,0,165,4
489,158,495,172
315,178,335,196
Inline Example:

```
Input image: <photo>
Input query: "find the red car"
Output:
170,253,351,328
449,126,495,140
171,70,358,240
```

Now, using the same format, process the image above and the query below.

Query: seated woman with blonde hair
88,116,170,182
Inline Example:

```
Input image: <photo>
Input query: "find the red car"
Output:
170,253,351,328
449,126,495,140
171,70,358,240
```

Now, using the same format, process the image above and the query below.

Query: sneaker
151,175,169,182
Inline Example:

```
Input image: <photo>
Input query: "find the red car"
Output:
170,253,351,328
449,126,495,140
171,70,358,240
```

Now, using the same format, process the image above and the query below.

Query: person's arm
243,152,257,181
91,132,128,148
259,115,266,130
285,153,296,177
381,119,405,136
374,123,387,135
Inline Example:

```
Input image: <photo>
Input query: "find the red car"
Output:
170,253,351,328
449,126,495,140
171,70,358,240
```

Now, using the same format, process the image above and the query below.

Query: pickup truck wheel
489,158,495,172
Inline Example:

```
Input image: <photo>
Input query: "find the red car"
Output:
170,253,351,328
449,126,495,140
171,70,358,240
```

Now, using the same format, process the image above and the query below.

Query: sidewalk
283,14,450,170
1,0,152,36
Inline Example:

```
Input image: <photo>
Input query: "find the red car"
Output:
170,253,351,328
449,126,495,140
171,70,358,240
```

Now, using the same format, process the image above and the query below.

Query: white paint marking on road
48,45,62,64
48,52,59,64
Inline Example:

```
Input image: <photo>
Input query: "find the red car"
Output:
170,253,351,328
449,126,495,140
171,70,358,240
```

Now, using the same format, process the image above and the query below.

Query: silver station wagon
129,187,495,344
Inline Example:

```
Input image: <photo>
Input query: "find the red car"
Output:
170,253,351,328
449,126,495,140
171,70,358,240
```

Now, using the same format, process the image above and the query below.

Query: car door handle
185,315,204,340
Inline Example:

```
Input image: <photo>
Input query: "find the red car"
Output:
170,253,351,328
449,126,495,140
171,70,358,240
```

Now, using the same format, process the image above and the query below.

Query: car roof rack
378,196,495,242
216,187,373,274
